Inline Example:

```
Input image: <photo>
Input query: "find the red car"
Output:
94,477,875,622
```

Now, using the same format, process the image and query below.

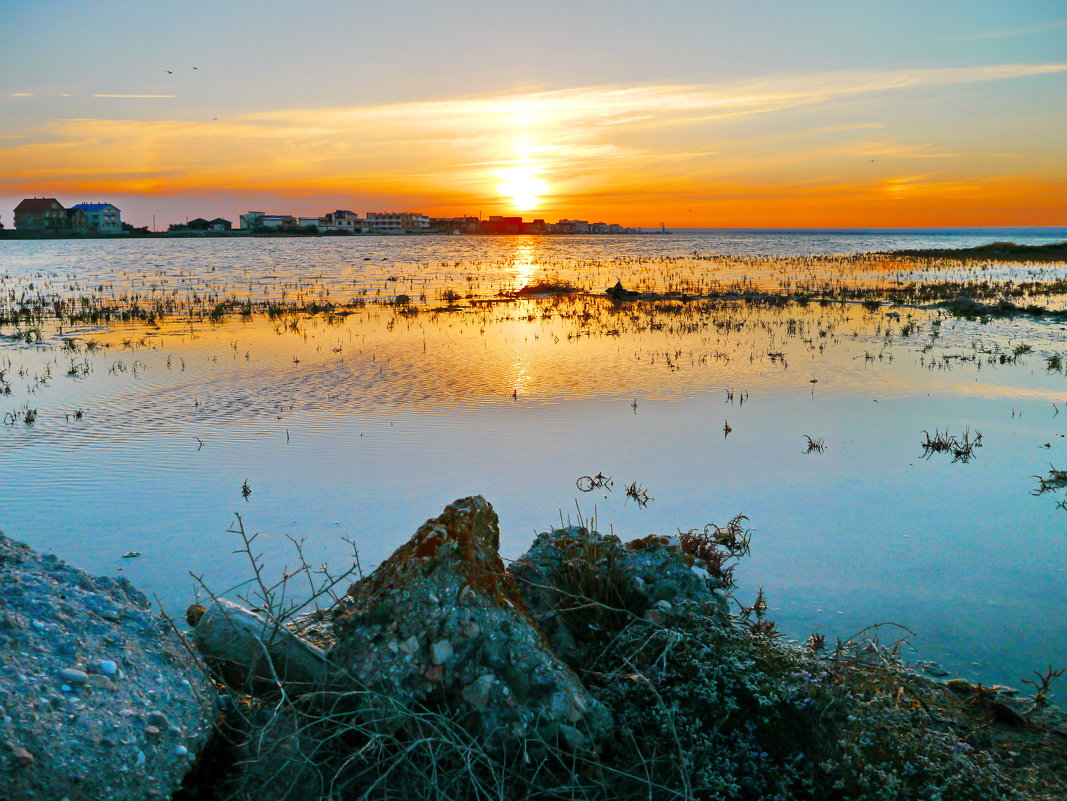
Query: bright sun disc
499,167,548,211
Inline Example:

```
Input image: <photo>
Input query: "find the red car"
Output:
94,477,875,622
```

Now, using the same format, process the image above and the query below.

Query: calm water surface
1,232,1065,692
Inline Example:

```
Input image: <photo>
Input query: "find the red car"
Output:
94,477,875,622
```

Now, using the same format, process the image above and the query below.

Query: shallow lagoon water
2,234,1066,693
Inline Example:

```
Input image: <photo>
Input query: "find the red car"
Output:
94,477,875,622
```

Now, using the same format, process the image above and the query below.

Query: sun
499,165,549,212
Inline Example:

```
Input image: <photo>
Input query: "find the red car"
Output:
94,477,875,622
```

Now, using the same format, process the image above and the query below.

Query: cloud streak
2,63,1065,225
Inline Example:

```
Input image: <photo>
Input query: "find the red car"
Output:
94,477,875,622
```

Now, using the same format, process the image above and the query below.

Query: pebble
174,745,188,757
86,674,115,691
59,668,88,685
430,639,454,665
144,725,161,736
96,660,118,676
11,745,34,767
147,710,169,728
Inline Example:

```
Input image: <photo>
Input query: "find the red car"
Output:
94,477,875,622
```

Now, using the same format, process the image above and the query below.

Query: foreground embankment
2,498,1065,800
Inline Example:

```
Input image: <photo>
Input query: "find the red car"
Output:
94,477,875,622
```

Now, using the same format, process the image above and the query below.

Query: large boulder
0,533,216,801
328,496,610,749
508,528,730,667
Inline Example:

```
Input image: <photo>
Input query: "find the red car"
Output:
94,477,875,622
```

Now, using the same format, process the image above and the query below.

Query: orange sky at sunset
2,2,1066,229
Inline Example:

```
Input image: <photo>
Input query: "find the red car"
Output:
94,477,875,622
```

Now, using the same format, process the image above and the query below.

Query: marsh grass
167,508,1067,801
921,428,983,463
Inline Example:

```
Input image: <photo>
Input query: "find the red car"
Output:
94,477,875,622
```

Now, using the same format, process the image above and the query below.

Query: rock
329,496,610,748
147,710,169,728
85,674,115,691
429,639,453,665
606,280,641,301
508,527,729,667
190,598,332,693
10,745,34,767
0,532,215,801
58,668,88,686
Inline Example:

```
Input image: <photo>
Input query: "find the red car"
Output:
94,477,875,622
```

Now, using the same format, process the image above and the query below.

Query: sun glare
499,165,549,211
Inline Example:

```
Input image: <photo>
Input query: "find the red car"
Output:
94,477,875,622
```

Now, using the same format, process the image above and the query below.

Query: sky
1,0,1065,229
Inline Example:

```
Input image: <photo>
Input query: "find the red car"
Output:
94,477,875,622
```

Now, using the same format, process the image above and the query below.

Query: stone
330,496,610,749
429,639,453,665
147,710,169,728
508,527,729,668
144,725,161,736
58,668,88,686
85,674,114,691
461,674,499,709
11,745,34,767
95,660,118,676
0,532,215,801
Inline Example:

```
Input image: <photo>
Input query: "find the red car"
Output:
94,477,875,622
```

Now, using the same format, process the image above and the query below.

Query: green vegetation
892,241,1067,262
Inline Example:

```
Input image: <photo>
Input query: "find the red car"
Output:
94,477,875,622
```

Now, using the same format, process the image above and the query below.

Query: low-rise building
240,211,297,230
71,202,122,233
66,208,90,232
321,210,360,232
14,198,68,232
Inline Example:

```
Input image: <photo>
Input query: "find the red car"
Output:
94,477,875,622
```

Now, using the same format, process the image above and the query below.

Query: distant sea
658,227,1067,256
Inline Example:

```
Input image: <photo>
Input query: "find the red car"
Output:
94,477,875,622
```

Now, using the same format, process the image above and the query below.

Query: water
1,231,1065,692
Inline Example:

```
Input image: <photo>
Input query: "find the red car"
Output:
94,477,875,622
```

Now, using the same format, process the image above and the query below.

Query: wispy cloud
2,63,1065,224
92,94,176,99
947,20,1067,41
10,92,33,97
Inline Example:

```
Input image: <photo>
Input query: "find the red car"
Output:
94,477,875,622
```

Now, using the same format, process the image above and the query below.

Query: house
66,207,90,232
14,198,68,231
322,210,360,232
71,202,122,233
240,211,297,230
365,212,430,233
297,216,323,230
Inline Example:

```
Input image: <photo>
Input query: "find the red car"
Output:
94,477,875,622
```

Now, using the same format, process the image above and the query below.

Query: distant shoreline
0,229,663,240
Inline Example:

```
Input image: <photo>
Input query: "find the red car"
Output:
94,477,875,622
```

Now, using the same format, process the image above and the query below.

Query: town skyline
2,1,1066,229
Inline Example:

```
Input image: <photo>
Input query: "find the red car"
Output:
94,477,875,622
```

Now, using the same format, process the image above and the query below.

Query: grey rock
508,528,729,667
0,531,215,801
58,668,87,686
330,496,610,748
429,639,454,665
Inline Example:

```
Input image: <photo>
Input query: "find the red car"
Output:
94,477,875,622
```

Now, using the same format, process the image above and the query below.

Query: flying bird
166,70,173,74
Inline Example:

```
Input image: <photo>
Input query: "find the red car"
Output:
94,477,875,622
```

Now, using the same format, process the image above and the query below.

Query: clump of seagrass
921,427,983,463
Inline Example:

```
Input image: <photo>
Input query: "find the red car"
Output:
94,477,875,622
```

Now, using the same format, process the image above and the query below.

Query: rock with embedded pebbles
0,532,215,801
329,496,610,747
508,527,730,666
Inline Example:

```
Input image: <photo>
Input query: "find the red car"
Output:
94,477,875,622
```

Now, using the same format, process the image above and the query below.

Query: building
14,198,69,232
297,216,324,230
555,219,590,234
240,211,297,230
429,216,482,234
66,207,90,232
71,202,122,233
321,210,360,232
363,212,430,233
184,217,233,232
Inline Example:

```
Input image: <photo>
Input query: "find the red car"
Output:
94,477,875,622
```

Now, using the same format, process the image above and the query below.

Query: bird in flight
167,70,173,74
